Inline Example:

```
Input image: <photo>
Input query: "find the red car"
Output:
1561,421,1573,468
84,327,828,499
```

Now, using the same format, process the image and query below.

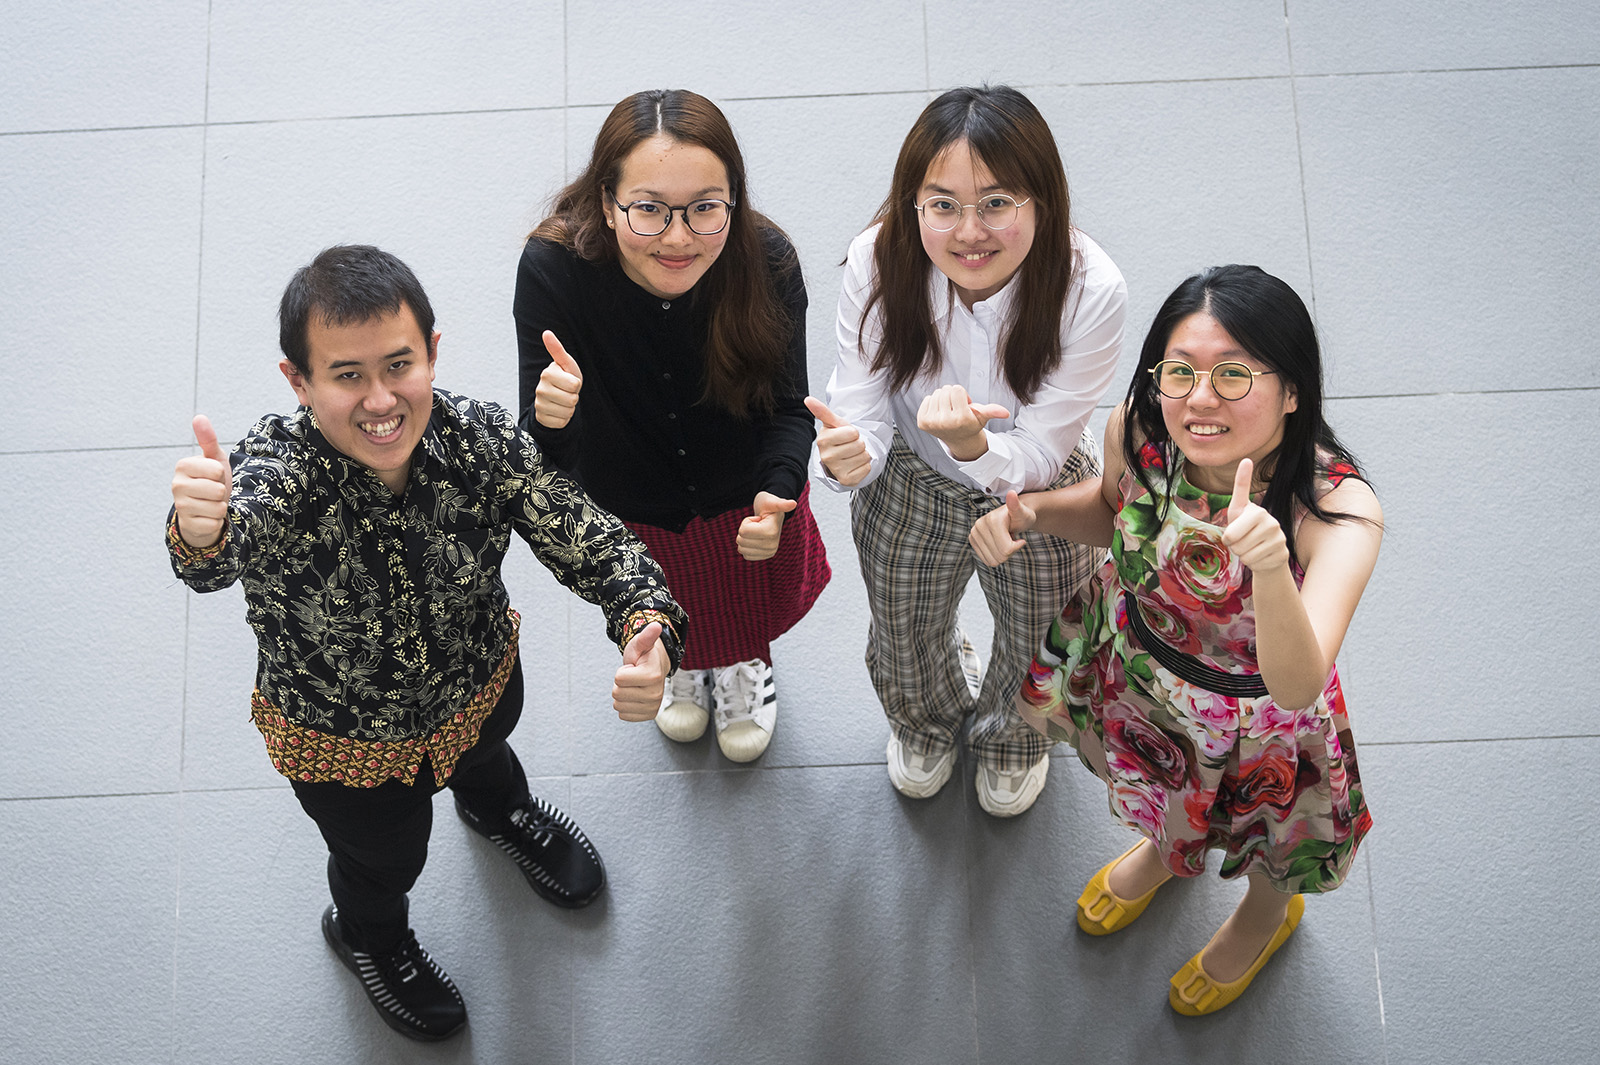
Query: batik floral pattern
168,390,687,781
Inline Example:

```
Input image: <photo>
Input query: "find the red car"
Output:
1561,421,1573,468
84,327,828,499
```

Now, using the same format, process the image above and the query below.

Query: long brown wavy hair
863,85,1076,402
531,89,794,418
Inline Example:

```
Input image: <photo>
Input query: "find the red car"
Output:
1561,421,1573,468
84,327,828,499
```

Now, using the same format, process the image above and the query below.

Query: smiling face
605,133,732,300
1159,311,1298,494
916,139,1036,309
281,304,438,494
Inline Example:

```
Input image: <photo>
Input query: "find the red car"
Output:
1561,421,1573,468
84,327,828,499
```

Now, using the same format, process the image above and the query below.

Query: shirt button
676,448,686,456
662,372,672,381
686,485,697,492
667,412,677,419
661,300,671,310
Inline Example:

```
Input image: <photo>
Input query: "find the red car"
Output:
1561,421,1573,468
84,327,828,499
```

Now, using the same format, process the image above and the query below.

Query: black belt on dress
1121,592,1269,699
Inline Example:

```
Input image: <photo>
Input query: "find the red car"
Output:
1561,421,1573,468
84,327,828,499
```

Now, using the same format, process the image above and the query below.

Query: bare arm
968,404,1127,565
1223,461,1384,709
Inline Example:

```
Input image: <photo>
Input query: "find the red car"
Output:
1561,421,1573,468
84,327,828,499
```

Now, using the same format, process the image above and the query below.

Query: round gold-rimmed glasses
1148,360,1276,401
913,193,1030,232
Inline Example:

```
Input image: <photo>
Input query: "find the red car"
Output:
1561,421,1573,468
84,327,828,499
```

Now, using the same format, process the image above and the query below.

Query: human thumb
623,622,661,666
1228,458,1255,522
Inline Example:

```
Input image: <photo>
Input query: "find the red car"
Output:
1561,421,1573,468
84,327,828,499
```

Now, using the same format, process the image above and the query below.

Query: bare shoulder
1298,476,1383,570
1100,404,1132,508
1321,475,1384,527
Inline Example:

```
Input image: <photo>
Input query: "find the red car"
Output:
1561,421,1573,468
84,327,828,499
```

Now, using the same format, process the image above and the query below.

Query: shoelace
371,936,427,985
509,803,555,848
713,662,763,725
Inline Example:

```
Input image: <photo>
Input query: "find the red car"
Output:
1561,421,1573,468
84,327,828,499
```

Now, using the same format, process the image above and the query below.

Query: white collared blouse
814,223,1126,496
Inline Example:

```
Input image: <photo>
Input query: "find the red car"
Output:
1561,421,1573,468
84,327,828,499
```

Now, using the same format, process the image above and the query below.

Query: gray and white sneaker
711,659,777,762
886,731,956,798
975,753,1050,817
656,668,711,742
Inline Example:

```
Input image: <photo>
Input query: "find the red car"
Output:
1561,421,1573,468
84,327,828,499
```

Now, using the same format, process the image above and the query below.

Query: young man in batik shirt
168,244,685,1042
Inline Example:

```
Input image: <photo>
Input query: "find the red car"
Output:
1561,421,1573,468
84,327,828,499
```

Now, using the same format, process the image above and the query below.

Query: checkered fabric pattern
851,432,1102,772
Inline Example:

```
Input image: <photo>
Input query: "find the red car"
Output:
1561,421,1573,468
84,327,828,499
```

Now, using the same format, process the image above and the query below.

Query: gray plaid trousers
850,432,1103,771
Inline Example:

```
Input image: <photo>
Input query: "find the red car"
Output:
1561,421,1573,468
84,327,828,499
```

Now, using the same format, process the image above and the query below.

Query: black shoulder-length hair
863,84,1075,402
1123,264,1370,562
531,88,794,418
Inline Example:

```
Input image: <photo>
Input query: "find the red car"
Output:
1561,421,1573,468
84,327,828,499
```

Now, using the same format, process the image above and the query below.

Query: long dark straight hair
531,89,793,418
1123,264,1370,562
863,85,1075,402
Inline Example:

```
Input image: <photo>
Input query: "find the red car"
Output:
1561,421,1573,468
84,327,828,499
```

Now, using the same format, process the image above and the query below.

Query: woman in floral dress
969,264,1383,1015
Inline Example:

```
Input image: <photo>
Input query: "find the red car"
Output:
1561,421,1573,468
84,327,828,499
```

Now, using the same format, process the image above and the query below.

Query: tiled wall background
2,2,1596,1062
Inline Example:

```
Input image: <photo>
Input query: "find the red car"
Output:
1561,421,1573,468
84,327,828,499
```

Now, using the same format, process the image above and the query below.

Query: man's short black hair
279,245,437,377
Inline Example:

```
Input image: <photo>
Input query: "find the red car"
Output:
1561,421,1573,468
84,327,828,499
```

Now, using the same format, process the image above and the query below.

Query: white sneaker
656,668,711,742
885,732,956,798
975,753,1049,817
711,660,776,762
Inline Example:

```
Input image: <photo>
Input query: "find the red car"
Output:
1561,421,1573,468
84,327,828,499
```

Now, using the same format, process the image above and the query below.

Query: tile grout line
1283,0,1319,322
5,61,1597,139
172,0,216,1040
959,750,982,1065
921,1,932,94
562,14,576,1060
1364,853,1391,1063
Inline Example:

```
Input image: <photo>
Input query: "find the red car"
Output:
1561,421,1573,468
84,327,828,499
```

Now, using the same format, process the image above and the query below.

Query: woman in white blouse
809,85,1127,816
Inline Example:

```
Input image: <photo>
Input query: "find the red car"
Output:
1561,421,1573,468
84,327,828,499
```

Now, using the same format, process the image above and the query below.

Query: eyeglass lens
918,195,1023,232
1152,360,1258,400
623,199,730,236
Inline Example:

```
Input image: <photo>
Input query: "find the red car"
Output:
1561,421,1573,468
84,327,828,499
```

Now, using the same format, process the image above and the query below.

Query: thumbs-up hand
805,396,871,486
171,414,233,549
1219,458,1288,572
737,491,797,561
969,490,1037,567
534,330,584,429
916,384,1010,461
612,621,669,721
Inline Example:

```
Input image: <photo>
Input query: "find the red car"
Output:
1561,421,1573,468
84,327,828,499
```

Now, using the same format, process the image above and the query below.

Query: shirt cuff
621,610,684,671
167,511,229,563
953,433,1011,494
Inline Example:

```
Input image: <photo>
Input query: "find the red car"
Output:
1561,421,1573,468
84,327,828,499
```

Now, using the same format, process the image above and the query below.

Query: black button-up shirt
513,229,813,532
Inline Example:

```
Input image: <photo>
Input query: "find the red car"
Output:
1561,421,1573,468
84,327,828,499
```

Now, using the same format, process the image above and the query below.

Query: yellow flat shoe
1076,841,1171,936
1169,893,1306,1015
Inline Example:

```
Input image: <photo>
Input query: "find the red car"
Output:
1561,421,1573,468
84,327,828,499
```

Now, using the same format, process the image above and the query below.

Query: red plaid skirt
624,484,830,669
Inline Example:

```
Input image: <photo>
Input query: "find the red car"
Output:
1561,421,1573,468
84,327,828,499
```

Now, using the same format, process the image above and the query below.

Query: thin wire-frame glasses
1148,359,1276,401
609,191,735,236
914,194,1030,232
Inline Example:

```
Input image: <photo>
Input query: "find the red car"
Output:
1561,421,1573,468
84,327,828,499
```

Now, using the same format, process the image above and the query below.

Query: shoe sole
454,797,606,909
320,906,466,1042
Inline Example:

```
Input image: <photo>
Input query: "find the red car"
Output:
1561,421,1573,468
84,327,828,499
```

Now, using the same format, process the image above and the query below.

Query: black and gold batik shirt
168,389,686,787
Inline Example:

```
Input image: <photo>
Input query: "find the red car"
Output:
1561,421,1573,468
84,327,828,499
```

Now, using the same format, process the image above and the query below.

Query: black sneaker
455,794,606,908
320,905,467,1042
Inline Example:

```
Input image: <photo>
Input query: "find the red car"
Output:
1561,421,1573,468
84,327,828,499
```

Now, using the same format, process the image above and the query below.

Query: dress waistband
1121,593,1268,699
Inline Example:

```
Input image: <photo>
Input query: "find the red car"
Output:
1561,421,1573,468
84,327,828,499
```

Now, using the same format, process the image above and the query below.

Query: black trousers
291,656,528,952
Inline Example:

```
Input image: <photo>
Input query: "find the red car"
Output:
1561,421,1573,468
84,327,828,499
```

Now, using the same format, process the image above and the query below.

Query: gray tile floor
3,2,1597,1062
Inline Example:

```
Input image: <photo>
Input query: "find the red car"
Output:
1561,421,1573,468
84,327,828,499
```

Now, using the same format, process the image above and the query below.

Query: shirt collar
300,395,445,502
929,266,1021,322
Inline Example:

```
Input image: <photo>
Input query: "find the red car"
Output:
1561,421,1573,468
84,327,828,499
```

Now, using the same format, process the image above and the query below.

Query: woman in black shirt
515,89,829,762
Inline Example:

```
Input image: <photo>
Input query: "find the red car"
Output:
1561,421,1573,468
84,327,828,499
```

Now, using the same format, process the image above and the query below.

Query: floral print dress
1019,444,1372,894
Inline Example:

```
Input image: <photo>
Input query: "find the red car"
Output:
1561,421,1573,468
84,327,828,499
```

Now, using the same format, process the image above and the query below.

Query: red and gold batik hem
250,620,519,789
